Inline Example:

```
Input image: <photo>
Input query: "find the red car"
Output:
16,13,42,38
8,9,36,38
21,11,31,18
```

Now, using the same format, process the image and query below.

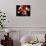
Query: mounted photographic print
16,5,31,16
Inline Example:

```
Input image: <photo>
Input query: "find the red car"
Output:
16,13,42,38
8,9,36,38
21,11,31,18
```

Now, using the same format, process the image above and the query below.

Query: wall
0,0,46,27
0,0,46,46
